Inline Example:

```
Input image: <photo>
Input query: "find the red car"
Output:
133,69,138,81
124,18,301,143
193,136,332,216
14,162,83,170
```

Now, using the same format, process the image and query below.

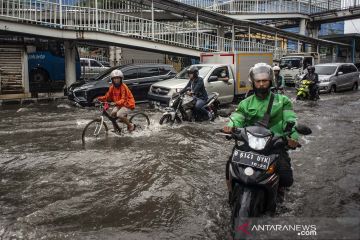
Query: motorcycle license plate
232,150,271,170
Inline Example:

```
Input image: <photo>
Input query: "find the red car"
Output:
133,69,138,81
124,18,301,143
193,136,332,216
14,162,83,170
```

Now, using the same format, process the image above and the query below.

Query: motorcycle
296,79,319,101
222,121,311,238
159,91,220,125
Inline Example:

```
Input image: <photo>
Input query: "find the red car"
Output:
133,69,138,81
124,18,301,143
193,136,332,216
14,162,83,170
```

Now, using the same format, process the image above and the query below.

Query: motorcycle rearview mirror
295,124,312,135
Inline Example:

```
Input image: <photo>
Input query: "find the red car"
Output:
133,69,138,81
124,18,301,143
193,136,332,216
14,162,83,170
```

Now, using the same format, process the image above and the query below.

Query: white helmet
249,63,274,83
110,69,124,79
273,66,280,71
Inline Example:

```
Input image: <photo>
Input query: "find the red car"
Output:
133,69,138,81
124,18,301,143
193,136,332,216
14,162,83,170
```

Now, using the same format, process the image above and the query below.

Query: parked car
68,64,177,106
314,63,359,93
80,58,109,80
99,61,111,67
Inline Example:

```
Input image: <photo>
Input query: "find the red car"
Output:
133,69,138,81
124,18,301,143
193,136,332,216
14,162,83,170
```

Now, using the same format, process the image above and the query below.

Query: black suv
67,64,177,106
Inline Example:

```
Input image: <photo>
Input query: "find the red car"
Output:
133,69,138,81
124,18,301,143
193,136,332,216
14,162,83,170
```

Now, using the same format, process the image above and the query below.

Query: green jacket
227,93,299,140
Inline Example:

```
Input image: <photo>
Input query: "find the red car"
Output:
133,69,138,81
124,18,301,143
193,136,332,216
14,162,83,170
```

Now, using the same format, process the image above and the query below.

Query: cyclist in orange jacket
98,69,136,132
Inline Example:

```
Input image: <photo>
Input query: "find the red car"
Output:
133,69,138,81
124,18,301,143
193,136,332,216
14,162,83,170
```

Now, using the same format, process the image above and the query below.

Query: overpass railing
0,0,288,55
176,0,353,14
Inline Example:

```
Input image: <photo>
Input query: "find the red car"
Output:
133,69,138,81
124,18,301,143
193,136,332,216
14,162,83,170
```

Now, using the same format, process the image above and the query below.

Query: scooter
159,91,220,125
222,121,311,238
296,80,319,101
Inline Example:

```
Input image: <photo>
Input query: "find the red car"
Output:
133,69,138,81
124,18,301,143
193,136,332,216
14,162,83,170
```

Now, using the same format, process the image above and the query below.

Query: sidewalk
0,92,67,106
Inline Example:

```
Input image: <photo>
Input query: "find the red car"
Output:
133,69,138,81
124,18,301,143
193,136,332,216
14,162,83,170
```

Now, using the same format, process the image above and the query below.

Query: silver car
80,58,109,80
316,63,359,93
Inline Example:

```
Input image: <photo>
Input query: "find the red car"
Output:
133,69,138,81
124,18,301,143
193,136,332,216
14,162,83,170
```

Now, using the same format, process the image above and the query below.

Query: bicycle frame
98,102,125,134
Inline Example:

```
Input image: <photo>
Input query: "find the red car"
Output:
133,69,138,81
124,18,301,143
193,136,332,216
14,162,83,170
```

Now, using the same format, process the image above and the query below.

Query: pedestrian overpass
0,0,350,98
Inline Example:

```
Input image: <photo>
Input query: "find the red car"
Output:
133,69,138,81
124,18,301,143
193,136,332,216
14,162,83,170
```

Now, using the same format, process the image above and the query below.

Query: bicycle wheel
82,119,109,145
129,112,150,131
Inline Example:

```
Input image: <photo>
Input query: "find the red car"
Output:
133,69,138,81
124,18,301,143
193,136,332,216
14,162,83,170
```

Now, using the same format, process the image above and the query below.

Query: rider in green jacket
223,63,299,202
226,88,299,141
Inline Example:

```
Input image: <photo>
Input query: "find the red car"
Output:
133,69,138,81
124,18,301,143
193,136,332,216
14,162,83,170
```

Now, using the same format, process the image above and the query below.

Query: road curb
0,96,67,106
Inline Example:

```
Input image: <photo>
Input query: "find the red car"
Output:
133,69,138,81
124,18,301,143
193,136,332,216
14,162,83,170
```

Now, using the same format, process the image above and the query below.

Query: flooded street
1,90,360,239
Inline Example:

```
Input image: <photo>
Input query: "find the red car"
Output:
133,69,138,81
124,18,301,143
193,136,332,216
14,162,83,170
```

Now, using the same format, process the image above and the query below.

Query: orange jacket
98,84,135,109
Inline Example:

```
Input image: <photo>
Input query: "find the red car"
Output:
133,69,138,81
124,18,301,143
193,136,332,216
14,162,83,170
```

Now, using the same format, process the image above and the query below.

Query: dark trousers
225,150,293,188
194,97,209,120
309,84,319,99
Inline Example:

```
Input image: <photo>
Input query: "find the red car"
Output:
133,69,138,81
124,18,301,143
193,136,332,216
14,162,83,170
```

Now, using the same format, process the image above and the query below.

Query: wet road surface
0,89,359,239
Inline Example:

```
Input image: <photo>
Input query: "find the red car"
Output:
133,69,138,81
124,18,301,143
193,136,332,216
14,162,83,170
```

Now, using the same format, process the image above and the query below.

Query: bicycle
82,101,150,145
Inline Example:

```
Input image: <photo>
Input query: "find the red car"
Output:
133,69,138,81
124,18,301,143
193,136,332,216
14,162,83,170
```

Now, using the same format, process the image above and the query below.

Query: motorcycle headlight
247,132,271,150
169,98,176,107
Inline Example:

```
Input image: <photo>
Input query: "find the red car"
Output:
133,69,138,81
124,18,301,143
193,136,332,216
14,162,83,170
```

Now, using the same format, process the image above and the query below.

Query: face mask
221,72,226,77
254,87,270,95
112,79,122,88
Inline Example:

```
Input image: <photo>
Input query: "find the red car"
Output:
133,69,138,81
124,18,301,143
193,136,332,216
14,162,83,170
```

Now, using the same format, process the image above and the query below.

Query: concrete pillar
299,19,306,36
22,49,29,94
298,40,302,53
332,46,337,62
307,24,320,52
64,41,77,87
109,46,115,67
217,26,225,52
217,26,225,38
115,47,122,66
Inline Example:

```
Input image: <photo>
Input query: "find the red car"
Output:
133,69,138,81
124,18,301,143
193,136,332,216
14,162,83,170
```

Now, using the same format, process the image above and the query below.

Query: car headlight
77,84,93,90
247,132,271,150
175,88,183,93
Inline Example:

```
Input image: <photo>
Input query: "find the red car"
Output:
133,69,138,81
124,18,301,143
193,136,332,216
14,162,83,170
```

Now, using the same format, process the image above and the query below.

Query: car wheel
330,85,336,94
352,82,358,91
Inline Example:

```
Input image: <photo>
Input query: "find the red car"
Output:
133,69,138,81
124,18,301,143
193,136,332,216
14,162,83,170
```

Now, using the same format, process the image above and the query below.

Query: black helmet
307,65,315,73
187,66,199,78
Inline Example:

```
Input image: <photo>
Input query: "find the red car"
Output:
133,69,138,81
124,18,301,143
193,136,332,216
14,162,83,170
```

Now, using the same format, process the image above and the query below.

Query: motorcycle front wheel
159,114,182,125
231,185,265,238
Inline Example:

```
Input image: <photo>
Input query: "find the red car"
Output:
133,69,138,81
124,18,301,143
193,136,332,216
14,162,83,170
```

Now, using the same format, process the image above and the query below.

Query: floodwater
0,90,359,239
